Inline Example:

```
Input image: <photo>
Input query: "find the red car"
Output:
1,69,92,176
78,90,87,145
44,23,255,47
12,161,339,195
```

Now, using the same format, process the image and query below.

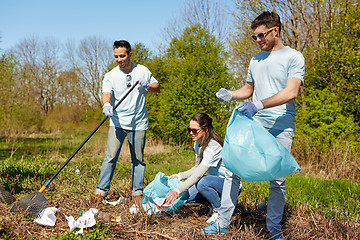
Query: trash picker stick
39,81,139,193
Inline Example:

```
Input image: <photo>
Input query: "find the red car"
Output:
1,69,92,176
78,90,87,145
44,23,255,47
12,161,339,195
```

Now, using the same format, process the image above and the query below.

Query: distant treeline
1,0,359,179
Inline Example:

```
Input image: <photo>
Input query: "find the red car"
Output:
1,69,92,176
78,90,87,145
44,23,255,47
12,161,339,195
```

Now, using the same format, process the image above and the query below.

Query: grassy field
0,130,359,239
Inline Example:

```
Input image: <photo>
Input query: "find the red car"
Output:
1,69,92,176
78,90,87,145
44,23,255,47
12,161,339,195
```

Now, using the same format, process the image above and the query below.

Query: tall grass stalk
292,137,360,181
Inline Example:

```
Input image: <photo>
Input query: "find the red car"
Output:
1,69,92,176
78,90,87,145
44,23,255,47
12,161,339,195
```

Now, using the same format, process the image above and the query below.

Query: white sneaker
206,211,218,223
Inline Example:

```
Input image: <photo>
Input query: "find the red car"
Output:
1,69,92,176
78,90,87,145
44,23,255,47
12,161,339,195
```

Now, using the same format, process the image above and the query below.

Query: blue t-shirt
102,63,158,130
246,46,305,131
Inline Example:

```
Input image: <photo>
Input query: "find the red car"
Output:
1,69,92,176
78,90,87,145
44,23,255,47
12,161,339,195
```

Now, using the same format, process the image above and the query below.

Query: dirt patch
1,190,359,239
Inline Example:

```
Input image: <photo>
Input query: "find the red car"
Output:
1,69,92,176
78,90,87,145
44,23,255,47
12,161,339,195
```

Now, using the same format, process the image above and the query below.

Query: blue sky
0,0,189,52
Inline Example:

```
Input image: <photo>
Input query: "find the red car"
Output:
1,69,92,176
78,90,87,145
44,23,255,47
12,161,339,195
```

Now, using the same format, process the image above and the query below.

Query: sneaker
93,194,105,204
269,228,286,240
206,211,218,223
94,188,108,197
201,221,228,234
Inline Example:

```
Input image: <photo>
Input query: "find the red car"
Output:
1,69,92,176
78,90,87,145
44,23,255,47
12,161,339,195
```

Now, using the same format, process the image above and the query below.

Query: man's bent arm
231,82,254,100
262,78,302,108
102,92,111,105
147,82,160,93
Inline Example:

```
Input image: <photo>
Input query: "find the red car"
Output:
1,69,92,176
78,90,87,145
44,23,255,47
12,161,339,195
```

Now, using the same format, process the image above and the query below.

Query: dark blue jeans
187,175,224,211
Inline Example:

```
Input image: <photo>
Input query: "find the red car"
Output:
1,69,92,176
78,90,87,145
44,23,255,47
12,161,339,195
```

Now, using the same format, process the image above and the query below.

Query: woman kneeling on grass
165,113,227,223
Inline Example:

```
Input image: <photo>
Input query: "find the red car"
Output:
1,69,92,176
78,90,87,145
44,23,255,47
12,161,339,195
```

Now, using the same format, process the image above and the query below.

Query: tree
305,1,360,122
132,42,152,65
227,0,342,82
162,0,231,44
0,52,43,134
228,0,360,125
62,39,90,107
56,70,88,107
77,36,113,108
0,53,19,132
149,24,234,144
15,37,61,115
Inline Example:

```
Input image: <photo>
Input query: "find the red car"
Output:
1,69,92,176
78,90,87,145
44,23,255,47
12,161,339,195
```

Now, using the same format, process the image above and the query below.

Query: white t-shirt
194,139,226,178
102,63,158,130
246,46,305,131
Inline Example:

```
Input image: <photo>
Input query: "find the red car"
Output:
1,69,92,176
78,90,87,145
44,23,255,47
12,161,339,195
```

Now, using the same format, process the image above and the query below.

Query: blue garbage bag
142,172,189,214
222,110,300,181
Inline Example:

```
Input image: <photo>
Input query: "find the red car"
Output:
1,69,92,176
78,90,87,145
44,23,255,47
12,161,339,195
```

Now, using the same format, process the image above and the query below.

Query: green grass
1,131,359,222
47,223,111,240
240,174,360,220
286,174,360,218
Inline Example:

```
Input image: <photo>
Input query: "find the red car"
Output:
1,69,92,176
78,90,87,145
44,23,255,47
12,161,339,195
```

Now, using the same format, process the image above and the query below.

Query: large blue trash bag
222,110,301,181
142,172,189,214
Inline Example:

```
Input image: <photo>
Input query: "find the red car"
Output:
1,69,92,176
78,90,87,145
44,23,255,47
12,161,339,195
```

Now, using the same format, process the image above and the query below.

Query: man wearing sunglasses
207,12,305,239
95,40,160,205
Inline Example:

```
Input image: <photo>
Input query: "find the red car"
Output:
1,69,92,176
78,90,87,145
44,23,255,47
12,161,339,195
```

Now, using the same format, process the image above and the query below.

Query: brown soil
0,190,359,240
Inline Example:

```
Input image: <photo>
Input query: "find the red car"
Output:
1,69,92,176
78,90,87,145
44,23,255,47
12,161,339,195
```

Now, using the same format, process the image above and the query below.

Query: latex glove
216,88,233,102
237,101,264,118
102,102,113,117
165,189,180,205
138,79,150,90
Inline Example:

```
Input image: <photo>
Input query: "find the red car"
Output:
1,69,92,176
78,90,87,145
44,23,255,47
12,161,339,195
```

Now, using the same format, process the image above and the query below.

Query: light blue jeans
96,126,146,197
187,175,225,211
218,129,294,232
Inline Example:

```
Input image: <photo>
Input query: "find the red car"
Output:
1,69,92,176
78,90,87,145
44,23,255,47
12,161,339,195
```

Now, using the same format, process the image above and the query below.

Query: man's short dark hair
251,11,282,34
113,40,131,54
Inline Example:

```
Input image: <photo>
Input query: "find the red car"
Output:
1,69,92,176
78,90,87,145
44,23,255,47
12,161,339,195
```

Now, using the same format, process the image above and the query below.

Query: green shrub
147,24,234,144
295,87,359,150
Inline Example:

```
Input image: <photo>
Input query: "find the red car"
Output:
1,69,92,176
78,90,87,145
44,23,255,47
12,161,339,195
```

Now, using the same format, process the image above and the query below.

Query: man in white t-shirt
95,40,160,202
203,12,305,240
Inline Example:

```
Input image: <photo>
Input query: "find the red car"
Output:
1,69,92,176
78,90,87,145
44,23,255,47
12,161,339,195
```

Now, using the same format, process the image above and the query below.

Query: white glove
102,102,113,117
138,79,150,90
216,88,233,102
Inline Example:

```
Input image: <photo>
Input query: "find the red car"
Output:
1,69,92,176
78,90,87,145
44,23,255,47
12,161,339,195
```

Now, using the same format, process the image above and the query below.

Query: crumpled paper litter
64,208,98,234
34,207,59,226
103,196,125,206
129,204,139,214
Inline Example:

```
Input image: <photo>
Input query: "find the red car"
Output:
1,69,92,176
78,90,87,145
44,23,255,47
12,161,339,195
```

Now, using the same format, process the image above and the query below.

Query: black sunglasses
126,74,132,87
187,127,202,136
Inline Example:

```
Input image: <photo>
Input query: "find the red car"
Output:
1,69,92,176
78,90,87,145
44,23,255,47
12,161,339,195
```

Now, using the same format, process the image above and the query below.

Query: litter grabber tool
10,81,139,217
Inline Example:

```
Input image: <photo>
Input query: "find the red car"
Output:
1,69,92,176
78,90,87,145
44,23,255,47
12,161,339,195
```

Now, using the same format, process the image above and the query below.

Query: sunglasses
187,127,202,136
251,27,276,41
126,74,132,87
